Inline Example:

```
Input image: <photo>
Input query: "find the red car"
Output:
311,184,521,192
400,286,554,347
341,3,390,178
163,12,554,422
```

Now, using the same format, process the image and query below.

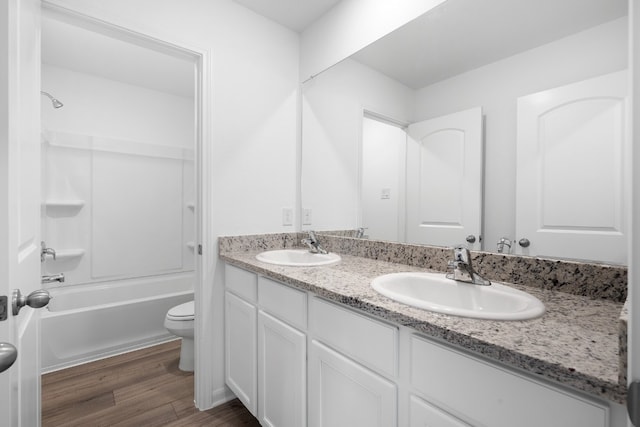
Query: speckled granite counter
219,233,627,404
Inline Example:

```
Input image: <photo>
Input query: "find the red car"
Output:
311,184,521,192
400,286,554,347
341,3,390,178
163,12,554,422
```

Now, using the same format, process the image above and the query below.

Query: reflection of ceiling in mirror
41,17,195,98
352,0,627,89
232,0,341,32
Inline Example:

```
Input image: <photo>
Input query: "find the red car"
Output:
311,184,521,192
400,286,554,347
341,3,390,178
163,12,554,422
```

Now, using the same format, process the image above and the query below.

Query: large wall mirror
301,0,628,264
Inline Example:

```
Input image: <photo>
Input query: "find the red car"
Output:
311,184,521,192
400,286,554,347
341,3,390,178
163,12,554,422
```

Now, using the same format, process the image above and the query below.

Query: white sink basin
371,272,545,320
256,249,341,267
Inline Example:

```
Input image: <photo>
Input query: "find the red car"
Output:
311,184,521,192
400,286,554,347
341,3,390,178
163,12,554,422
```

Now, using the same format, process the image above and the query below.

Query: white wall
413,17,628,251
45,0,300,409
300,0,446,81
42,64,194,146
302,57,414,231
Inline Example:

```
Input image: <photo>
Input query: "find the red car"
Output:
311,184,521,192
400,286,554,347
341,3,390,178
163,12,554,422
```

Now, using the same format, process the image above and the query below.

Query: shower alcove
40,11,197,372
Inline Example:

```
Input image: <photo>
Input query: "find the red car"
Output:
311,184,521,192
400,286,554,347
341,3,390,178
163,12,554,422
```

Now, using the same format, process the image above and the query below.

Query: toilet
164,300,195,372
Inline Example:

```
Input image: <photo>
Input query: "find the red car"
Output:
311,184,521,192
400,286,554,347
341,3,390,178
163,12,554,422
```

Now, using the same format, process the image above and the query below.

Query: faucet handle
40,241,56,262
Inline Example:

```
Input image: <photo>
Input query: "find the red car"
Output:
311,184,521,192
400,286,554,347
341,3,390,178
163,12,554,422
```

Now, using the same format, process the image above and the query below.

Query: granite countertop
220,249,626,404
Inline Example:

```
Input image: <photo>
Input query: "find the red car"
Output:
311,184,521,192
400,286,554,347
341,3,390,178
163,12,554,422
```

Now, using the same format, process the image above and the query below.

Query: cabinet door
308,340,397,427
409,395,471,427
225,291,257,416
258,311,306,427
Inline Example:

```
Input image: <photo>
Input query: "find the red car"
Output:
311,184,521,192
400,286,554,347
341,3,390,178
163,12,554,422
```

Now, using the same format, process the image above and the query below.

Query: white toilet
164,300,195,372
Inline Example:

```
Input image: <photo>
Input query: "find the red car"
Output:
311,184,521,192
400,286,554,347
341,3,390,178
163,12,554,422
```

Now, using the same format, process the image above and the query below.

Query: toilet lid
167,301,194,320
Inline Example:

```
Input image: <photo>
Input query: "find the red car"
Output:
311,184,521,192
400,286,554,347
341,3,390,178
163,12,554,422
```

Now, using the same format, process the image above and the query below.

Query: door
224,291,257,417
515,71,627,263
361,116,407,242
258,311,306,427
0,0,43,426
308,340,396,427
406,107,483,249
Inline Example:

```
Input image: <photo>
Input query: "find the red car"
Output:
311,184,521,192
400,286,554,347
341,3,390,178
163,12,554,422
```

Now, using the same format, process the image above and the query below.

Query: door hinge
198,244,202,255
0,296,7,321
628,381,640,426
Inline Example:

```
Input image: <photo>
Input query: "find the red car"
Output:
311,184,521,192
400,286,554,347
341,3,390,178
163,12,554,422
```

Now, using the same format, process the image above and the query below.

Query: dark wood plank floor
42,340,261,427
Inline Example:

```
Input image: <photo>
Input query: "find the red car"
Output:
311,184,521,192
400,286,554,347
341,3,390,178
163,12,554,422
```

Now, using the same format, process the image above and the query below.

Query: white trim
628,1,638,425
40,1,217,409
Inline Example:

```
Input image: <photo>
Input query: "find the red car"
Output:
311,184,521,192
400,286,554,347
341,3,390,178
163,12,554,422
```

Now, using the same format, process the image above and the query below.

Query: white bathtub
41,273,194,373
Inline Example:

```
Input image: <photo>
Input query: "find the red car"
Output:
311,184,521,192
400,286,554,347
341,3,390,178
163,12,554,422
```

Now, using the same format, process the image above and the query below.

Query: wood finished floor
42,340,261,427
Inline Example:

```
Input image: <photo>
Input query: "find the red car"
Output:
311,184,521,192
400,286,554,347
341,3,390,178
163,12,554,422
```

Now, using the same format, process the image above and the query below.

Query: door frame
629,0,639,425
40,1,215,408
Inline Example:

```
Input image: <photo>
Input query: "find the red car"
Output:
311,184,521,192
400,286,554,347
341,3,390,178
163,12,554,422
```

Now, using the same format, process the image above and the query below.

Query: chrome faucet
355,227,367,238
446,245,491,286
496,237,512,254
41,241,56,263
41,273,64,284
301,231,328,254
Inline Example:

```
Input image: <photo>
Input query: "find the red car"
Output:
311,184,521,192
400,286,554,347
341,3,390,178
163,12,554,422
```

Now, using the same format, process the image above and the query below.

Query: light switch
302,208,312,225
282,207,293,226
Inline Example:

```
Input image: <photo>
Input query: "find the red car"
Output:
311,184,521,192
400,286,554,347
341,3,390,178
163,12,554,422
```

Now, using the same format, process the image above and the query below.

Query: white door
308,340,396,427
0,0,43,426
258,311,306,427
515,71,627,263
361,116,407,242
406,107,483,249
224,291,258,417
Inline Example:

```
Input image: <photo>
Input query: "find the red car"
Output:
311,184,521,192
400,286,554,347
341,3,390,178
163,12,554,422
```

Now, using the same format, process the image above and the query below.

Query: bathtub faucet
41,241,56,262
41,273,65,284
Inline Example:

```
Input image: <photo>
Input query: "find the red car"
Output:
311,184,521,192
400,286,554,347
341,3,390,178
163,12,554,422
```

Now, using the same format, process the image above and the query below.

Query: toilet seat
167,301,194,321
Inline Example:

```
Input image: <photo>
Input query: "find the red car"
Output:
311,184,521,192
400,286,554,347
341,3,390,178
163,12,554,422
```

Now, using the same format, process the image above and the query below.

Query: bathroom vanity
220,233,628,427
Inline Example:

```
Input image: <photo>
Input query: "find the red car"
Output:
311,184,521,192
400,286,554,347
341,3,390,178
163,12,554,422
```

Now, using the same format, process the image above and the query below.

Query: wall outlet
302,208,312,225
282,207,293,226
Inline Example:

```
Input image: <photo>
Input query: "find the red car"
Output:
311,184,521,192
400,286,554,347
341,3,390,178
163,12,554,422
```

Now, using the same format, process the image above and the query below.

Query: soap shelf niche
44,200,85,216
52,249,85,261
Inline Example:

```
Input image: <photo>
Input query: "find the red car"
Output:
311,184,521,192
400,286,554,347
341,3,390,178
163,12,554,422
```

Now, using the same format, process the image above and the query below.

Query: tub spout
41,273,65,284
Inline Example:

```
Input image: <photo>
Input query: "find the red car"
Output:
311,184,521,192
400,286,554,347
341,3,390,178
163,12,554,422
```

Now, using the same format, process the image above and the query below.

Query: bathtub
41,273,194,373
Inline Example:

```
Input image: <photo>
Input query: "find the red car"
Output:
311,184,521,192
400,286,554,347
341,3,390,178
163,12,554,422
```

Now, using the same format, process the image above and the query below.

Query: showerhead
40,91,63,109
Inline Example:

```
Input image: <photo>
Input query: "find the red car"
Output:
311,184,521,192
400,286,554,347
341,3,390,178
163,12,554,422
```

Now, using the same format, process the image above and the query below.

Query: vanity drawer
258,276,307,330
226,264,257,303
410,335,608,427
309,297,398,378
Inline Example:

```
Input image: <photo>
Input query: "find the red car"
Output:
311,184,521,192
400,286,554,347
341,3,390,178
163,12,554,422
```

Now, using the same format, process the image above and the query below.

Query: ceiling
231,0,341,32
41,0,628,96
41,16,195,98
352,0,628,89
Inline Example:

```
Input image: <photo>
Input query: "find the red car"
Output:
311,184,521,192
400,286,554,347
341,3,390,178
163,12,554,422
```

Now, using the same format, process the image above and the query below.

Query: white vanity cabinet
409,335,609,427
225,265,307,427
308,297,399,427
308,340,397,427
224,265,258,416
257,276,307,427
224,263,618,427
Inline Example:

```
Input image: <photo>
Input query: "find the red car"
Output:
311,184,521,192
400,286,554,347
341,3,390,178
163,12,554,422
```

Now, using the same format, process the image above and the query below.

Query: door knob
465,235,476,244
518,238,531,248
12,289,52,315
0,342,17,373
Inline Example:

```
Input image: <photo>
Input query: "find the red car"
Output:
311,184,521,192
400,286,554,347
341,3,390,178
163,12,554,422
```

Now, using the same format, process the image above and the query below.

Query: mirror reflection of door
516,70,627,264
361,115,407,242
406,107,484,249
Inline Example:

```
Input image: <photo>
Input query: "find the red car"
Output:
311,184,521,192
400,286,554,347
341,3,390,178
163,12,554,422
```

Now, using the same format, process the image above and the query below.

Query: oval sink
256,249,341,267
371,272,544,320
